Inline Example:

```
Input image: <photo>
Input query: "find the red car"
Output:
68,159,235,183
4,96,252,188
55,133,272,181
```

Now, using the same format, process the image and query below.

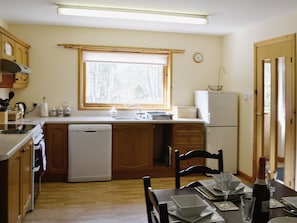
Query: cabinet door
21,140,32,218
13,43,30,88
44,124,68,181
15,43,28,65
8,150,22,223
112,124,153,172
1,34,16,60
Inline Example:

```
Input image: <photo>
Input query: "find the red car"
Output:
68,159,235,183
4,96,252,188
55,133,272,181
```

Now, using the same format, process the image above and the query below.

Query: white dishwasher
68,124,112,182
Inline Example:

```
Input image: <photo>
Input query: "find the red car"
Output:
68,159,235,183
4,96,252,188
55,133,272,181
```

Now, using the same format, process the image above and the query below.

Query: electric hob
0,124,36,134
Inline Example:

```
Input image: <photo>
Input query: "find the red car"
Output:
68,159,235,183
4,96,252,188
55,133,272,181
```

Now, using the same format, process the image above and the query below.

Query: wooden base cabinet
0,139,32,223
44,124,68,181
112,124,153,179
170,123,206,169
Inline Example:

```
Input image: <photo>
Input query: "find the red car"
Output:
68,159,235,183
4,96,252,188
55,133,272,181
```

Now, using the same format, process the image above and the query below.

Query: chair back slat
175,149,224,189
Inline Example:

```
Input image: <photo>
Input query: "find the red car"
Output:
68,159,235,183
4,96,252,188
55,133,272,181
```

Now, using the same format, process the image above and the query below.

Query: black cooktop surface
0,124,36,134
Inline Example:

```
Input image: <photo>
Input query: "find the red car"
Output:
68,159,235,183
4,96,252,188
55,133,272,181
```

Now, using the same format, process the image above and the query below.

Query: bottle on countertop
110,106,117,118
252,157,270,220
40,97,49,117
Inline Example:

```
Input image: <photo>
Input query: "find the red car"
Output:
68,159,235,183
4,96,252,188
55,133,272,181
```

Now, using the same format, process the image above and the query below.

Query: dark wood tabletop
153,180,297,223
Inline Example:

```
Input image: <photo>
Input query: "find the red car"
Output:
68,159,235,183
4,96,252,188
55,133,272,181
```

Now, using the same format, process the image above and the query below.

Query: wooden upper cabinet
1,34,16,61
15,42,29,65
0,27,30,89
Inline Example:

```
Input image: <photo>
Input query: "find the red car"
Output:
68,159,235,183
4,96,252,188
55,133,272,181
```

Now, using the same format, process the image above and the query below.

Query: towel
40,139,47,171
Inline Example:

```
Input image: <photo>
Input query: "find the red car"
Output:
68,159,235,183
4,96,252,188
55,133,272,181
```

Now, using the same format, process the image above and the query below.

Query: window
79,49,172,110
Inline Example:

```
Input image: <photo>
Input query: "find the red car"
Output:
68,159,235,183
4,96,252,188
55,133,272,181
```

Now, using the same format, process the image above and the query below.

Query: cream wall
0,19,8,99
6,25,222,117
4,10,297,179
222,11,297,178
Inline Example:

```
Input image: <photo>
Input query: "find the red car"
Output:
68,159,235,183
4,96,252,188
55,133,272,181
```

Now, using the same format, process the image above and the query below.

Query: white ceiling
1,0,297,35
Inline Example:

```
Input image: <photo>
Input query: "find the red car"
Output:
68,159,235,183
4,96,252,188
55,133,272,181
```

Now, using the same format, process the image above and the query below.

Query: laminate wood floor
22,176,211,223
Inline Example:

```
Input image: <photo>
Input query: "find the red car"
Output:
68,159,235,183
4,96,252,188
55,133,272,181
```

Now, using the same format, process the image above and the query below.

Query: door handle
256,112,262,116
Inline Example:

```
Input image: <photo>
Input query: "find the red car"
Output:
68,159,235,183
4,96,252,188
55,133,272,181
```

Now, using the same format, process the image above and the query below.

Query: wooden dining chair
143,176,170,223
175,149,223,189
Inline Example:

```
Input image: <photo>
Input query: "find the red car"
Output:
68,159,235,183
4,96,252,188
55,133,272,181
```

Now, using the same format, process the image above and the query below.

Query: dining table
153,180,297,223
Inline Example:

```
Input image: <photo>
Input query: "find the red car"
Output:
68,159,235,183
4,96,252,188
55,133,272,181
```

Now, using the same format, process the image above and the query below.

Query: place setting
166,194,225,223
195,172,252,210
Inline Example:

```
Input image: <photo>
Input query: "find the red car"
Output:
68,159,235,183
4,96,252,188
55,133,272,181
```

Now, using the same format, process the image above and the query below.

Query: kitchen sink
114,116,137,120
113,116,145,120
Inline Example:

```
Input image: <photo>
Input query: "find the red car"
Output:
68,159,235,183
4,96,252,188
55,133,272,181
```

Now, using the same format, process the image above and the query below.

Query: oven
29,124,46,211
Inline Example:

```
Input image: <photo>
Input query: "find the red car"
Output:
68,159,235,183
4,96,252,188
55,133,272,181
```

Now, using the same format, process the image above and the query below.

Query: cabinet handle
22,147,30,153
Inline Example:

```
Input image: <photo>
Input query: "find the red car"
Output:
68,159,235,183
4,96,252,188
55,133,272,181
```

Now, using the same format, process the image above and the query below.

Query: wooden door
112,124,153,174
8,150,22,223
254,34,296,189
21,141,32,218
44,124,68,181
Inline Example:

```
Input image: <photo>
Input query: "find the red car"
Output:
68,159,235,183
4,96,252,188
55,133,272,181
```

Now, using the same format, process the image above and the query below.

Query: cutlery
283,207,297,216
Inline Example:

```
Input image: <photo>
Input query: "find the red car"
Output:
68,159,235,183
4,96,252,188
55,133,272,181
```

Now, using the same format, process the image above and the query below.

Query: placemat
213,201,239,211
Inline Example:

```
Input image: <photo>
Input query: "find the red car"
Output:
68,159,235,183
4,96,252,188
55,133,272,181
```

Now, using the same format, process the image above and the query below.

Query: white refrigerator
195,90,238,174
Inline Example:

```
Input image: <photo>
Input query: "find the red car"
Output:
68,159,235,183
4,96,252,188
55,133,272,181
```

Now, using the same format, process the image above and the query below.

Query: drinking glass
266,169,278,196
220,172,232,208
240,194,256,223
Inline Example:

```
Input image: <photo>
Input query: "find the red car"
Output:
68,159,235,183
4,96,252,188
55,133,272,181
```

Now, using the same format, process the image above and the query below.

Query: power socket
33,101,40,108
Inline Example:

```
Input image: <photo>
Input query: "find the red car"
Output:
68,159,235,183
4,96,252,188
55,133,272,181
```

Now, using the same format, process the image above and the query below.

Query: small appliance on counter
172,106,197,119
146,112,173,120
40,97,49,117
15,101,27,117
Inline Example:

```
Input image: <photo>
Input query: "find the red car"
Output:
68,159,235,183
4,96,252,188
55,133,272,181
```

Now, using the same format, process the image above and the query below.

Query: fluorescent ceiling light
57,5,208,25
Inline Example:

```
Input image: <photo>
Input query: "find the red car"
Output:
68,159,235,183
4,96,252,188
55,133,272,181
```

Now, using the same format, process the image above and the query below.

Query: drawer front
174,134,204,145
173,123,205,132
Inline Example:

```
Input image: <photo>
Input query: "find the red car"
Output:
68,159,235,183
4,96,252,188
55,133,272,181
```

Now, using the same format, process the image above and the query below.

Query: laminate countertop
23,116,204,124
0,116,204,161
0,131,33,161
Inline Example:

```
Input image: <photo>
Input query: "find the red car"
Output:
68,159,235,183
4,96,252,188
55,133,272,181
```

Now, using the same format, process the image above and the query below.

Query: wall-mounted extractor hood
0,58,31,74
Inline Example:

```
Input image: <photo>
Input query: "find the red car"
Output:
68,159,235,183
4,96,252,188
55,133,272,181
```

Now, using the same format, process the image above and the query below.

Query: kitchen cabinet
170,123,205,169
0,27,30,89
42,122,205,181
112,123,153,179
13,42,30,88
112,123,205,179
44,124,68,181
0,139,33,223
1,33,16,61
20,141,32,218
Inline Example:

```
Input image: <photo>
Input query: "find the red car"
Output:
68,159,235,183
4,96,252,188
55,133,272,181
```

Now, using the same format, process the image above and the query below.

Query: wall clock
193,52,204,63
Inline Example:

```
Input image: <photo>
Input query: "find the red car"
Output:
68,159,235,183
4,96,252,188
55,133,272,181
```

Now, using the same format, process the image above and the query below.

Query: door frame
253,33,296,188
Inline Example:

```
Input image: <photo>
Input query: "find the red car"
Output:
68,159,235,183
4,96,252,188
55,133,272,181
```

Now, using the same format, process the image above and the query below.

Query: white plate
199,179,251,197
167,201,216,223
268,217,297,223
282,196,297,209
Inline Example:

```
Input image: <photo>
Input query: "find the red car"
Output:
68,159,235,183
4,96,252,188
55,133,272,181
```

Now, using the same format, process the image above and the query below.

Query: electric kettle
16,102,27,117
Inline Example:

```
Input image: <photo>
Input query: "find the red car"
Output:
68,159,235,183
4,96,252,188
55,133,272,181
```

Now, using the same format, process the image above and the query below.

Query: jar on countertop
49,107,57,117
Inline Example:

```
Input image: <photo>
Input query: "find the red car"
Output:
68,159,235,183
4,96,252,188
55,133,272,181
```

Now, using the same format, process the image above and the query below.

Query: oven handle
33,165,40,172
